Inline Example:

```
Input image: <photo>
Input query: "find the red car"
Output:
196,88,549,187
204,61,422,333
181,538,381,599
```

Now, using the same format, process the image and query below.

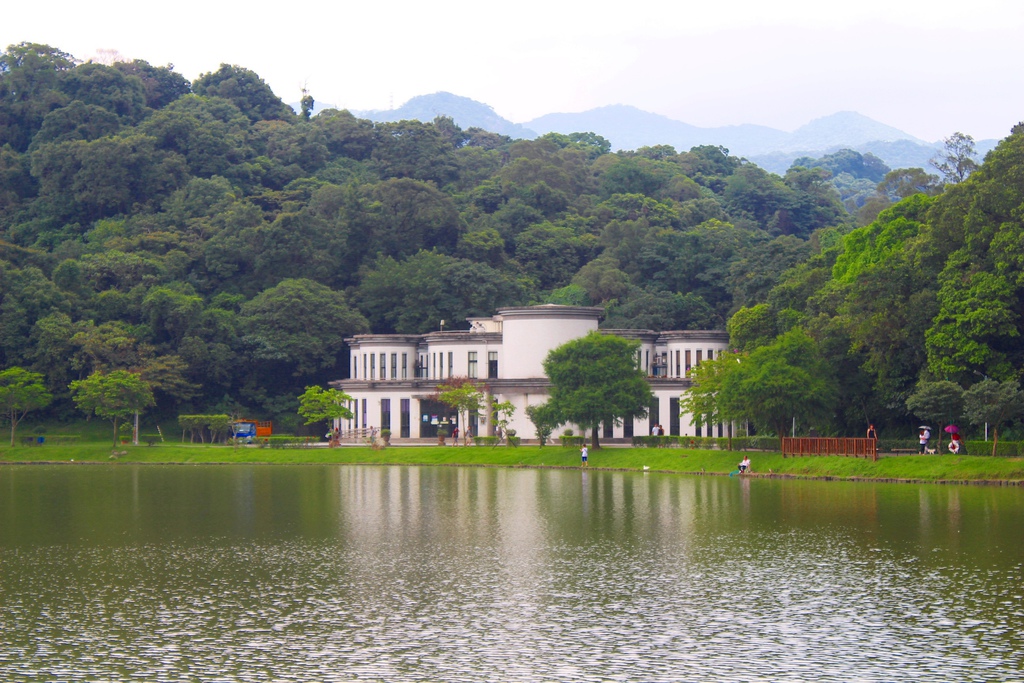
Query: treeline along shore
2,43,1024,446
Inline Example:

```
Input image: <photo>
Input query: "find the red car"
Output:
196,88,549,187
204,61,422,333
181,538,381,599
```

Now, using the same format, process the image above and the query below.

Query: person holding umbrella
918,425,932,453
946,425,966,454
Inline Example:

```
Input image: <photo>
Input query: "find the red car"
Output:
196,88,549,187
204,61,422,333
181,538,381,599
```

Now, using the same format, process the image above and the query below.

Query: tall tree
711,329,837,438
930,132,978,184
905,380,965,436
297,385,354,424
542,331,652,448
240,278,369,376
69,370,155,447
0,367,52,446
433,377,484,443
963,379,1024,456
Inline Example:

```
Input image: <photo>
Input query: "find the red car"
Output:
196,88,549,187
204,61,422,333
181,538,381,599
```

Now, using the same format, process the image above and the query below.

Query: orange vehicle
230,419,273,442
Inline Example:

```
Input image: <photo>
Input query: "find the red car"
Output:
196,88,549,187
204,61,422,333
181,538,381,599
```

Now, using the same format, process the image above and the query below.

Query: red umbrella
944,425,959,433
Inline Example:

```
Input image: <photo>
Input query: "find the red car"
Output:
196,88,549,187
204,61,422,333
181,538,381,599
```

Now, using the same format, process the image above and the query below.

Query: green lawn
2,439,1023,484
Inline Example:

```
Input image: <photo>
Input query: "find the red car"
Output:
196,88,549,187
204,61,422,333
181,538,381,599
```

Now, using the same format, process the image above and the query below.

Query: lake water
1,464,1022,682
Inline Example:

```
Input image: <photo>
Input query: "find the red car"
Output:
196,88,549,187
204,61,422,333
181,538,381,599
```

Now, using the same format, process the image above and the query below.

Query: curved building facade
331,305,729,442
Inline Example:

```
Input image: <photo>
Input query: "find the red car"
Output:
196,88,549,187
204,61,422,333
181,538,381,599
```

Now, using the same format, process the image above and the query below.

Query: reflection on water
1,465,1022,682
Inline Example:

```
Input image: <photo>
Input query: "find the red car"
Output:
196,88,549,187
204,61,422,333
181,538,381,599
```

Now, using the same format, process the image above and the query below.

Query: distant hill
526,108,925,155
748,137,1000,175
301,93,998,174
353,92,536,139
527,107,1000,173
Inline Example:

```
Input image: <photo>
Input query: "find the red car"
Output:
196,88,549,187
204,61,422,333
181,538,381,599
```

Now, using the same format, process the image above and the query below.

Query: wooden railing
782,437,878,461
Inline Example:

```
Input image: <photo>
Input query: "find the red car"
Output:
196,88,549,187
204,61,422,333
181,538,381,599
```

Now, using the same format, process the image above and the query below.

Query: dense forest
1,42,1022,436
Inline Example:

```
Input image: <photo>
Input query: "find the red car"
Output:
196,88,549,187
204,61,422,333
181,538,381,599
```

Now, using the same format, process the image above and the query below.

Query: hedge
964,440,1018,456
629,435,783,450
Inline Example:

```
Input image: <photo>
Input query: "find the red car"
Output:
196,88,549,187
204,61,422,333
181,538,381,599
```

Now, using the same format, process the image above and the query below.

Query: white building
331,304,730,442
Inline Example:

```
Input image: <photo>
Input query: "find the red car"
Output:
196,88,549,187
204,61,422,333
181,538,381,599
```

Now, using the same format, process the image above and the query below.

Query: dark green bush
632,435,679,448
964,440,1018,456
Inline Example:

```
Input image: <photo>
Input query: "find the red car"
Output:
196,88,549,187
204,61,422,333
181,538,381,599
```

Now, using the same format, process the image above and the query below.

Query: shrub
263,436,315,449
560,435,585,448
965,440,1018,456
632,435,679,448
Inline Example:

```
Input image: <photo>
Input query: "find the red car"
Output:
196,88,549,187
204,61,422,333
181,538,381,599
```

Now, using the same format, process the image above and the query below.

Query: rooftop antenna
440,319,445,332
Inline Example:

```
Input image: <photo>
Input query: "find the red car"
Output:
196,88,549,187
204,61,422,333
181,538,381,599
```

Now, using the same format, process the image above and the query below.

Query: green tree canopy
905,380,965,431
240,278,369,376
542,331,652,448
0,366,52,446
687,329,837,438
433,377,484,442
69,370,155,446
963,379,1024,456
297,385,354,424
192,64,294,123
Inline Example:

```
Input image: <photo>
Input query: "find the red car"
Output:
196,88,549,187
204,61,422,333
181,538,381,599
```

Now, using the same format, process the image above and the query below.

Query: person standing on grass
580,444,588,467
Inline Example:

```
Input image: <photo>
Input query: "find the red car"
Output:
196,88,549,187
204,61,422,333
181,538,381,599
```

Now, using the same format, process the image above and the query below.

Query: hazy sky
5,0,1023,142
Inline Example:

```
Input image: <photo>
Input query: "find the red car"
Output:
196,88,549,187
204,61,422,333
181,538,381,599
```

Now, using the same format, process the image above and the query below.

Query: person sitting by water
738,456,751,474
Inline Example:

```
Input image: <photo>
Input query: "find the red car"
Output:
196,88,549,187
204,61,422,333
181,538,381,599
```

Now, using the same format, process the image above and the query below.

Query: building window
432,353,436,378
448,352,453,378
401,399,410,438
675,350,680,377
696,349,703,367
402,353,408,379
363,354,367,380
488,351,498,378
361,399,367,428
391,353,397,380
468,351,478,379
669,397,680,436
370,354,376,380
381,399,391,431
624,415,634,438
685,350,691,377
649,397,660,433
707,349,714,361
380,353,386,380
352,354,358,379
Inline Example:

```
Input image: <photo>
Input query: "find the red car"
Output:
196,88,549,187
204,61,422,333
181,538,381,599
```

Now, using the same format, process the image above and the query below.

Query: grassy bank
2,441,1024,484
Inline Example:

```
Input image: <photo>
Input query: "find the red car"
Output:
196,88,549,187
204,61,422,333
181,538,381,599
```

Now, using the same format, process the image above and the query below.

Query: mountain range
316,93,999,174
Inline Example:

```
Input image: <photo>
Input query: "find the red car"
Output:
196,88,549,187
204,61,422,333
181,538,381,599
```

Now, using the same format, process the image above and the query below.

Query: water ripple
1,466,1022,682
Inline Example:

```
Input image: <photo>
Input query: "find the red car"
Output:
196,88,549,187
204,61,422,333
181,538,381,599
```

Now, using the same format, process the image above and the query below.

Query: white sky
5,0,1023,142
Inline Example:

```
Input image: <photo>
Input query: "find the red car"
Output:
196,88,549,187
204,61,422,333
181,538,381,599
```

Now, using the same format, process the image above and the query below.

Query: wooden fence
782,437,878,461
